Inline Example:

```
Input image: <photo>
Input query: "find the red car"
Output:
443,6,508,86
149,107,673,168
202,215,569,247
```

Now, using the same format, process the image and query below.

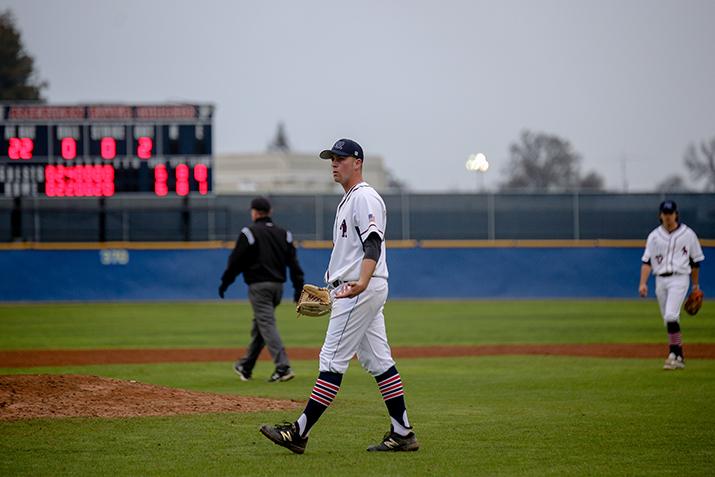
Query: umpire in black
219,196,304,382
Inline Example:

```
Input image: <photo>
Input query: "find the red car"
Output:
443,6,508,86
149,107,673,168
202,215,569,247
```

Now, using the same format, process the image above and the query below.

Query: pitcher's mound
0,374,301,421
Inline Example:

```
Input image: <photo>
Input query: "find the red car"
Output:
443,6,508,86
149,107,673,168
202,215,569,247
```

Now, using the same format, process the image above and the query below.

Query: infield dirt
2,343,715,368
0,374,301,421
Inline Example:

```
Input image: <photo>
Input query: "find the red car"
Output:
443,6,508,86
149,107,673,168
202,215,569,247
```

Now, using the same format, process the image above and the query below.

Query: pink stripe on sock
314,383,338,398
380,382,403,395
312,388,335,402
668,332,682,346
316,379,340,392
382,390,405,401
378,374,401,388
310,393,331,407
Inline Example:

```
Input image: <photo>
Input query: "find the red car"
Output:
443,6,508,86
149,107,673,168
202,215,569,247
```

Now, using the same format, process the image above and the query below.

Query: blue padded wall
0,247,711,301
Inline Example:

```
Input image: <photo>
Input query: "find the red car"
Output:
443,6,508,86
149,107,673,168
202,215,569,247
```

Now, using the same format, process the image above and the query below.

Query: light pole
465,152,489,192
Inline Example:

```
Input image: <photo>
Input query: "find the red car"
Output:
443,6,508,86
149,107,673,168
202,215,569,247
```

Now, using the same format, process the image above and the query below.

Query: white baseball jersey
318,181,395,376
325,182,388,284
641,224,704,276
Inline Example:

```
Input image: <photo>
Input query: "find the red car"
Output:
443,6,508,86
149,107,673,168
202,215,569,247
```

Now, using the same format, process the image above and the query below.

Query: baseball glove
296,284,331,317
684,289,704,316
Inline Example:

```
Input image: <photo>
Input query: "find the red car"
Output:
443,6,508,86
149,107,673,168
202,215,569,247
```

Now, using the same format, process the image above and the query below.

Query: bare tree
656,174,690,193
579,171,605,191
684,136,715,191
0,10,47,100
500,130,605,191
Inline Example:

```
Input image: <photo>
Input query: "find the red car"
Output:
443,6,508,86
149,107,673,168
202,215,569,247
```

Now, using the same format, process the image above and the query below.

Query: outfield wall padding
0,247,712,301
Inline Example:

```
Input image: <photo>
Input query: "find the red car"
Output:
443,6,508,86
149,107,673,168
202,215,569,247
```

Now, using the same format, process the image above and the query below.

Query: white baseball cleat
663,353,685,370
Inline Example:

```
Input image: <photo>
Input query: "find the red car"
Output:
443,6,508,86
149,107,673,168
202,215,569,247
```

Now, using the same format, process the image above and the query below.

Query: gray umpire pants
238,281,290,372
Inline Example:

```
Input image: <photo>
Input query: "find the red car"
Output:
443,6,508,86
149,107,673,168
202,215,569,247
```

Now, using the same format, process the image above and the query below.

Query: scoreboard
0,103,213,197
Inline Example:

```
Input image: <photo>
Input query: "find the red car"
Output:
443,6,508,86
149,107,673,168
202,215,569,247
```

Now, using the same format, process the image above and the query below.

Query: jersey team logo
655,255,663,264
682,246,688,255
340,219,347,238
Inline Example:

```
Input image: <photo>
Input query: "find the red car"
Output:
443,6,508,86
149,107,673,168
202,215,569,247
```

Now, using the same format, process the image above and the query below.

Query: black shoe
233,362,251,381
367,429,419,452
259,422,307,454
268,368,295,382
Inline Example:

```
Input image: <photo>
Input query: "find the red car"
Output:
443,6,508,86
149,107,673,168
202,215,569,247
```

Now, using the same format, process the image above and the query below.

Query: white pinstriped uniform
642,224,704,322
319,181,395,375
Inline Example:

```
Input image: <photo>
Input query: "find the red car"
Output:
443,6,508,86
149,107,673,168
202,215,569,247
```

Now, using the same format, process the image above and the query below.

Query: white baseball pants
319,278,395,376
655,274,690,323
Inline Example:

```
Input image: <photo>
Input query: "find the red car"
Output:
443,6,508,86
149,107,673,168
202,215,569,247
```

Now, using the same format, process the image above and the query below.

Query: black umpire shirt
220,216,304,291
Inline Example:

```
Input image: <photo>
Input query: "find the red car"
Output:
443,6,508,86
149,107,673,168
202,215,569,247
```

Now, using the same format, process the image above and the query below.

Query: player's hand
218,284,227,299
638,284,648,297
335,281,367,298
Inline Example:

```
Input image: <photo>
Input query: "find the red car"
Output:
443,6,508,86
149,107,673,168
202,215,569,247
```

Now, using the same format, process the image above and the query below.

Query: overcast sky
4,0,715,192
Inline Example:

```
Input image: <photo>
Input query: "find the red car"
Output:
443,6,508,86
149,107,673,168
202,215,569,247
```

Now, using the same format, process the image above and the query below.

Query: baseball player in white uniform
260,138,418,454
639,200,704,370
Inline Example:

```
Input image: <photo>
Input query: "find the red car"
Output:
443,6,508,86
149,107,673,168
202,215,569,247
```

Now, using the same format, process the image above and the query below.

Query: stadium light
466,153,489,191
465,153,489,172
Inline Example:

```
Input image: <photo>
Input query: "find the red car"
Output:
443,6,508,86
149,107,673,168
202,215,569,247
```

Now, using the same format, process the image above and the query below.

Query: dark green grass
1,357,714,476
1,299,714,350
1,300,714,475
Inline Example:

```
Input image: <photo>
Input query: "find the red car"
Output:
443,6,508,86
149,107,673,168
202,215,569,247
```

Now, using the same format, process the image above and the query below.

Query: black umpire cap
251,196,271,213
319,138,364,160
659,200,677,213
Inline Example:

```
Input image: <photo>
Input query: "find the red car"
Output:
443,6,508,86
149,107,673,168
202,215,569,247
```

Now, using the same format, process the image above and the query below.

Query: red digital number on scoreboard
152,164,209,196
100,137,116,159
194,164,208,195
176,164,189,196
8,137,34,160
137,137,153,159
154,164,168,196
61,138,77,160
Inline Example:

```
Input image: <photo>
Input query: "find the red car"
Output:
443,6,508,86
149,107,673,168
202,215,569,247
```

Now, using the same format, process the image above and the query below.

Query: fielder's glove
684,288,704,316
296,284,331,317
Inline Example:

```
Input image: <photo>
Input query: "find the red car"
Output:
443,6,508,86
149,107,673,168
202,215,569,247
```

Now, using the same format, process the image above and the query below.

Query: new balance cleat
367,429,419,452
259,422,307,454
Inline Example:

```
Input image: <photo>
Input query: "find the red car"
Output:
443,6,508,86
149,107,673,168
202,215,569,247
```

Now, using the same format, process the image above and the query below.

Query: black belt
658,272,674,277
329,277,385,288
329,279,353,289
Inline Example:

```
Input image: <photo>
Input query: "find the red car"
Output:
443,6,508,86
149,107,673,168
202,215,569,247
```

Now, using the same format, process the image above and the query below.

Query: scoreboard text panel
0,104,213,197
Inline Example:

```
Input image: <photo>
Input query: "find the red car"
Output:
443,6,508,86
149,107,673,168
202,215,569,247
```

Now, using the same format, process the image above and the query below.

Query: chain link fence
1,193,713,242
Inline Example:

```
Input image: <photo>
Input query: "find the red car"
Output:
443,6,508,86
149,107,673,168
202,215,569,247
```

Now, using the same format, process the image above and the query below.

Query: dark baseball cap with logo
659,200,677,213
319,138,364,160
250,196,271,213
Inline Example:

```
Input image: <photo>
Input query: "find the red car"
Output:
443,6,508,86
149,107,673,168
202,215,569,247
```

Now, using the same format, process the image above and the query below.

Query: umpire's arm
219,234,250,298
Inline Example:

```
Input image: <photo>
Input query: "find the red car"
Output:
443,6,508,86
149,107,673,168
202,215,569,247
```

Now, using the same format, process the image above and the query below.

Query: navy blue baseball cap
319,138,364,160
659,200,677,213
251,196,271,212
